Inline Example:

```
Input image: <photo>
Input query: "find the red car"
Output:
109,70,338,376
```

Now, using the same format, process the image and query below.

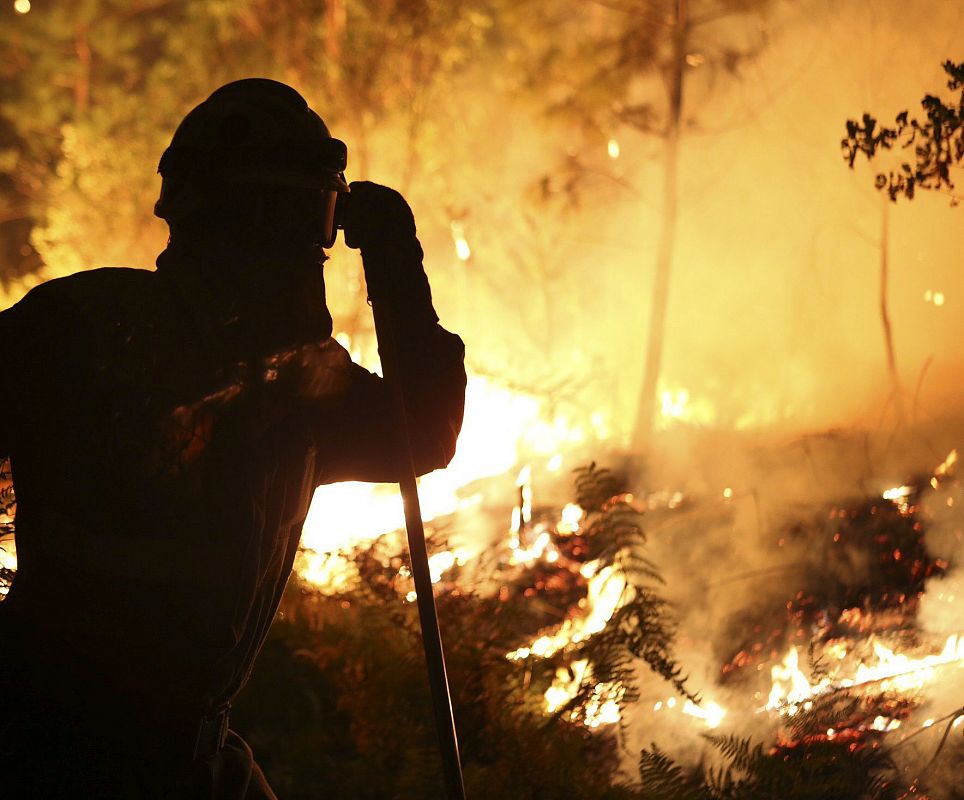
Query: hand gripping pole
370,298,467,800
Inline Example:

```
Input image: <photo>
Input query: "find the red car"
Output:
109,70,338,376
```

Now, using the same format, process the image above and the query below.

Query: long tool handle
370,299,467,800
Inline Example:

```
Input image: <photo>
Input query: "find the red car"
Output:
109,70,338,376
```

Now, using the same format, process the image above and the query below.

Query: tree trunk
878,197,905,423
631,0,687,454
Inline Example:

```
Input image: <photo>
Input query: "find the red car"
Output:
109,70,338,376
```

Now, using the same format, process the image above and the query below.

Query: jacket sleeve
310,236,466,485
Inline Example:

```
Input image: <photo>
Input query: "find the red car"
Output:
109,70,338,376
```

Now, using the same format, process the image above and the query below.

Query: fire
935,449,958,476
545,659,623,728
767,645,830,714
766,634,964,719
657,384,716,429
0,541,16,597
557,503,584,535
682,699,727,728
659,387,694,426
505,562,633,727
297,371,607,589
428,548,471,582
651,695,727,729
507,564,628,663
852,635,964,692
508,465,533,553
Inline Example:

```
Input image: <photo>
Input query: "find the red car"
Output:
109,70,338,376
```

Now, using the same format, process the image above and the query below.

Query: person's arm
311,182,466,484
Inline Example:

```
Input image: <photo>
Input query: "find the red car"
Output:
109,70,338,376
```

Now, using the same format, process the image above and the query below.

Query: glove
341,181,416,251
341,181,433,315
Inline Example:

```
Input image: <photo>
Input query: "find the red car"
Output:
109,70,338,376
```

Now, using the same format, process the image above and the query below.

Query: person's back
0,79,466,799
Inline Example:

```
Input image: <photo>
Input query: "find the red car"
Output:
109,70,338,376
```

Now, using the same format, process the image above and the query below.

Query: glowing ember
882,484,914,514
450,221,471,261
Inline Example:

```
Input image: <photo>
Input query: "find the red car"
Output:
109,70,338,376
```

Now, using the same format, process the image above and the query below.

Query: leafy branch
842,60,964,203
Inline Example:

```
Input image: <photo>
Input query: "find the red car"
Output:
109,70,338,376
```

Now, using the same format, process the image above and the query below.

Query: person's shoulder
27,266,155,302
7,267,160,322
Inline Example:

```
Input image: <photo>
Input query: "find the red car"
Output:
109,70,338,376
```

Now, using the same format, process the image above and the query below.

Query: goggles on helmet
158,137,348,192
157,136,349,247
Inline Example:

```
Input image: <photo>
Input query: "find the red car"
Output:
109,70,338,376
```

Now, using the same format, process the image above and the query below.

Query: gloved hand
341,181,416,251
340,181,433,313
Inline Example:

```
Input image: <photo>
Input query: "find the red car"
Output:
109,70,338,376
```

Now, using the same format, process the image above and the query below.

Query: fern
704,734,766,776
560,464,694,728
637,745,707,800
633,731,911,800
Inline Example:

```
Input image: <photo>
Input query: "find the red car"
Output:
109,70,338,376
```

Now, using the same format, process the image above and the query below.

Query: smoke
380,0,964,444
411,4,964,776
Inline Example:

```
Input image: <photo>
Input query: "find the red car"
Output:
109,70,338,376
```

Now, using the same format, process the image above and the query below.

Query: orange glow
297,370,607,589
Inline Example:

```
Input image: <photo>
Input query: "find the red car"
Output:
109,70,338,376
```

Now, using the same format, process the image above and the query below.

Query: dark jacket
0,242,465,797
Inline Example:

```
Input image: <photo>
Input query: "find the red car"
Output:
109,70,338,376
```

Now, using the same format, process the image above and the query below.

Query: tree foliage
842,60,964,203
0,0,505,281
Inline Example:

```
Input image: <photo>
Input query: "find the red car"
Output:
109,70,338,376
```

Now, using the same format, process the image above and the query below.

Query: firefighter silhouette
0,79,465,799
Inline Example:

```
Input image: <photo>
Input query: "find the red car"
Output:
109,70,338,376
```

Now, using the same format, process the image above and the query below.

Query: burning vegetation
3,1,964,798
4,430,964,796
196,440,964,799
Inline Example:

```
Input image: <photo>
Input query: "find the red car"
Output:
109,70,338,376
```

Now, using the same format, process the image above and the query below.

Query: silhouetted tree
513,0,773,454
842,60,964,204
841,60,964,423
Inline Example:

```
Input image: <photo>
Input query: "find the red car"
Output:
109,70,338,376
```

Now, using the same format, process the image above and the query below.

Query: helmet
155,78,348,247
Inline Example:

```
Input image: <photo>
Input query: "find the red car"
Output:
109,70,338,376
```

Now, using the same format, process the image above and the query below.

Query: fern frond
638,745,708,800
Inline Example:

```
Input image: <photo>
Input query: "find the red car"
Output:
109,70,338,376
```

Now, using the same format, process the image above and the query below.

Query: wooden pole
369,298,467,800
